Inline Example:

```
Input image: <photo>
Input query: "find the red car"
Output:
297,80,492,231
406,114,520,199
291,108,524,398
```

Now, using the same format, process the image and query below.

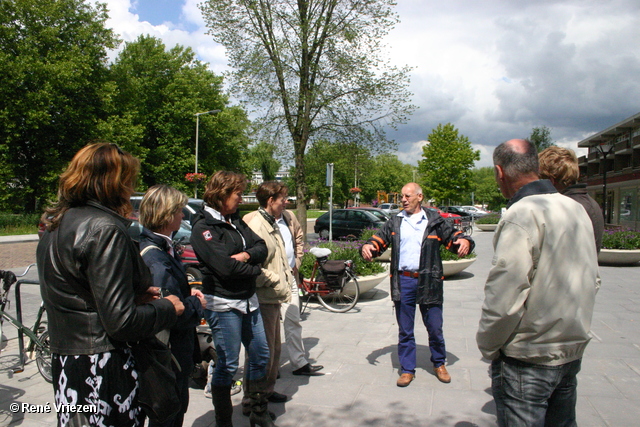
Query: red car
426,207,462,225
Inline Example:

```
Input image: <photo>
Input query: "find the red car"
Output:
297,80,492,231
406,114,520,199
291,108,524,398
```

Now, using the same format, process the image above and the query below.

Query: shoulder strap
140,245,163,257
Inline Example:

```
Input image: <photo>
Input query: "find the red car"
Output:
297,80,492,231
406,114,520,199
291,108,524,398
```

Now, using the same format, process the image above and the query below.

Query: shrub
440,244,476,261
475,214,501,224
602,227,640,250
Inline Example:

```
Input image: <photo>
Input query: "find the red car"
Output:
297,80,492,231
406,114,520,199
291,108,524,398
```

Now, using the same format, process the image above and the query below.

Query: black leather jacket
37,202,177,355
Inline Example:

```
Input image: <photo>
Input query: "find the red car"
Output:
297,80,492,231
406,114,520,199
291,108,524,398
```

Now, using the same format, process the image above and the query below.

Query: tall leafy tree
291,140,373,209
199,0,415,230
0,0,117,212
418,123,480,205
106,35,252,193
360,153,414,203
248,142,281,183
529,126,555,152
470,167,505,211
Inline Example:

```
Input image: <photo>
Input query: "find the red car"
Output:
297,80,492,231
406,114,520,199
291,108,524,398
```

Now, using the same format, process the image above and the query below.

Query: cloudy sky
103,0,640,168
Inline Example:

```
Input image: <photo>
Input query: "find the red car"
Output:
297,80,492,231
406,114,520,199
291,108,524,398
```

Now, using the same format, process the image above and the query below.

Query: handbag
129,336,182,423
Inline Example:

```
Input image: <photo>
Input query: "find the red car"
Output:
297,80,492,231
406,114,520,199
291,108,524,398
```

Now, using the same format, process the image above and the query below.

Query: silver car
378,203,401,216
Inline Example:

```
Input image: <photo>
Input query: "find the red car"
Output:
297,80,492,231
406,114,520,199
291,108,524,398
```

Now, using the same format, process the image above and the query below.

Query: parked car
459,205,490,217
439,206,474,219
314,208,386,239
426,207,462,225
347,207,391,222
378,203,401,215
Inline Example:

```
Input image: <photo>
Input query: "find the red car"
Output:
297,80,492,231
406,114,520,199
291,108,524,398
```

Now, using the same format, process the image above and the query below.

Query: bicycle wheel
316,271,359,313
35,329,53,383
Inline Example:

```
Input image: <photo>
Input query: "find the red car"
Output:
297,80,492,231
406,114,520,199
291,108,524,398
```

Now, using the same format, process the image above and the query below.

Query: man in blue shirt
362,183,473,387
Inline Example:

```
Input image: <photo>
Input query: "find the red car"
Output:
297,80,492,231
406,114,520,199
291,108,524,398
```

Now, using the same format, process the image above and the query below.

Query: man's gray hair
493,139,539,177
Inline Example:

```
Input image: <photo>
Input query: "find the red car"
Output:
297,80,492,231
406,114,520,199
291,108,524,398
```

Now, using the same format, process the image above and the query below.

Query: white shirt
276,216,295,269
398,209,429,271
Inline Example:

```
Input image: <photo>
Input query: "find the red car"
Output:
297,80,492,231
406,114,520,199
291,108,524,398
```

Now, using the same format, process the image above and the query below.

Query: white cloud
100,0,640,166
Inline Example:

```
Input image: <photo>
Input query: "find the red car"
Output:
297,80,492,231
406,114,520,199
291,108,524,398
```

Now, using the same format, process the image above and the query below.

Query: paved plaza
1,229,639,426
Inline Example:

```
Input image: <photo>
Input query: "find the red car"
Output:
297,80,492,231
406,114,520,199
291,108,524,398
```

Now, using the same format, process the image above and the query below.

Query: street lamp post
194,109,221,197
596,143,614,223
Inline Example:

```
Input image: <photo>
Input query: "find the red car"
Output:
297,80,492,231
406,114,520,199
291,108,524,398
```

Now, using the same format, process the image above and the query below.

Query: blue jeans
394,275,446,374
205,307,270,387
491,355,582,427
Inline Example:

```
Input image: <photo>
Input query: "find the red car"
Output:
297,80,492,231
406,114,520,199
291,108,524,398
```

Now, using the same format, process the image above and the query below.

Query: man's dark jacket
139,228,203,370
362,207,475,305
190,208,267,299
562,183,604,252
37,202,177,355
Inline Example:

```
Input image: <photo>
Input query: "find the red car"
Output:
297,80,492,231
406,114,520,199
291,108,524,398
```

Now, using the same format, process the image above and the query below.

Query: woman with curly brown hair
37,142,184,427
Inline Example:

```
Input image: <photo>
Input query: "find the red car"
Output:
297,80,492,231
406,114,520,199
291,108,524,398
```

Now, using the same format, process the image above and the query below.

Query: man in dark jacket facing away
361,182,474,387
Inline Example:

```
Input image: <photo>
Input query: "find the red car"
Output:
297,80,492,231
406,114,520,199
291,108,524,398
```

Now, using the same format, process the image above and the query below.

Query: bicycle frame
0,264,47,373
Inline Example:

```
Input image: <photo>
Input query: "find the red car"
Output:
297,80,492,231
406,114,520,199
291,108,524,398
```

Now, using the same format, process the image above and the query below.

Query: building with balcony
577,111,640,230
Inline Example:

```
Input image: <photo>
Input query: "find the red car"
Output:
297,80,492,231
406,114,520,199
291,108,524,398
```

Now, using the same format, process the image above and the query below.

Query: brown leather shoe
434,365,451,383
396,373,415,387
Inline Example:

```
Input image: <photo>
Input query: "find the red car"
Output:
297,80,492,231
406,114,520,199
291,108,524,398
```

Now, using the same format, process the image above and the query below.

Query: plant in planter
599,227,640,265
475,213,501,231
475,214,501,224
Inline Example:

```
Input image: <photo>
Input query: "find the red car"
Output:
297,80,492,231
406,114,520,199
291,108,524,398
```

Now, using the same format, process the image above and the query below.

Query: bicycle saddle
309,247,332,258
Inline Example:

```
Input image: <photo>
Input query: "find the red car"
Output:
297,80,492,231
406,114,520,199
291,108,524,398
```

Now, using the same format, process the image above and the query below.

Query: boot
211,384,233,427
247,377,277,427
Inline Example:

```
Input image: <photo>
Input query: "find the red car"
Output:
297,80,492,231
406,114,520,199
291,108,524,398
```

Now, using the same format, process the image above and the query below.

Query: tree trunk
294,143,308,241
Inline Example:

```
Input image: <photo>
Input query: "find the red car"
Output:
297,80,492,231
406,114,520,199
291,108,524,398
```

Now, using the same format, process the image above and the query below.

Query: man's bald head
493,139,539,178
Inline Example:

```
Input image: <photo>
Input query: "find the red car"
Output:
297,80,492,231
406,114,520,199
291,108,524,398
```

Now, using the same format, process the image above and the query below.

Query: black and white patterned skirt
52,348,145,427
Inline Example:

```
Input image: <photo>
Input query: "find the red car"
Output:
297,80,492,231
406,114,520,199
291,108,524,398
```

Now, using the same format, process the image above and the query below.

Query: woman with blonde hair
139,184,206,427
37,143,184,427
190,170,275,427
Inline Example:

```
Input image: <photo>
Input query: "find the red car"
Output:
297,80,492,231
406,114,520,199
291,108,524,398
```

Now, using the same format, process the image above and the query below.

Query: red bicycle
299,248,360,313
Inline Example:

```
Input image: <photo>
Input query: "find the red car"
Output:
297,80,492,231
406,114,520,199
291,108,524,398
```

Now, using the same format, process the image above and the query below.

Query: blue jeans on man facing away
491,355,582,427
394,275,446,374
204,307,270,387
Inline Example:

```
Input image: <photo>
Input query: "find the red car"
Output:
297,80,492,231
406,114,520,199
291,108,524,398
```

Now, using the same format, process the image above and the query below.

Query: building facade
577,111,640,230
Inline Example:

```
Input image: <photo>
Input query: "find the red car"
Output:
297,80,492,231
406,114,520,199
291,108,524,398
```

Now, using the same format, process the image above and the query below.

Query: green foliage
470,167,506,210
300,240,386,279
247,142,281,183
0,0,118,212
530,126,555,152
296,140,375,208
360,154,415,202
475,214,501,225
418,123,480,205
200,0,415,225
106,35,252,193
439,245,477,261
0,213,40,235
602,228,640,250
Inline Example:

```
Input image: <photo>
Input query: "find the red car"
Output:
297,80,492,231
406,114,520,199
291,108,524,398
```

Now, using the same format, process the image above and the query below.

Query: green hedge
0,213,41,235
475,214,501,224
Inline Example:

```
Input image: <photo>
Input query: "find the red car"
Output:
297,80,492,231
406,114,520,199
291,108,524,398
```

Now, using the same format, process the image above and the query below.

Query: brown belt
399,270,420,278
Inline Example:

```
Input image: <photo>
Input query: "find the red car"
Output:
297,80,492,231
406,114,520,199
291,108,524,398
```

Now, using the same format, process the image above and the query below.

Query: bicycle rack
13,278,40,373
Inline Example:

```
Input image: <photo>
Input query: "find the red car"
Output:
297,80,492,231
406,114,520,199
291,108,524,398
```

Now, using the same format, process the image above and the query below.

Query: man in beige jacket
477,139,599,426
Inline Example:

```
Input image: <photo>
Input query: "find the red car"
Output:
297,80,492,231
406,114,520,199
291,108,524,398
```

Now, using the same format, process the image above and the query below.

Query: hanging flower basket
350,187,362,194
185,173,207,183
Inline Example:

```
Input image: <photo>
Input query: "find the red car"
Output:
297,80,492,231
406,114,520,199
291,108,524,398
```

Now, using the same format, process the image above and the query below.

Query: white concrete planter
476,223,498,231
343,270,388,296
598,249,640,265
373,250,391,262
443,258,476,277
